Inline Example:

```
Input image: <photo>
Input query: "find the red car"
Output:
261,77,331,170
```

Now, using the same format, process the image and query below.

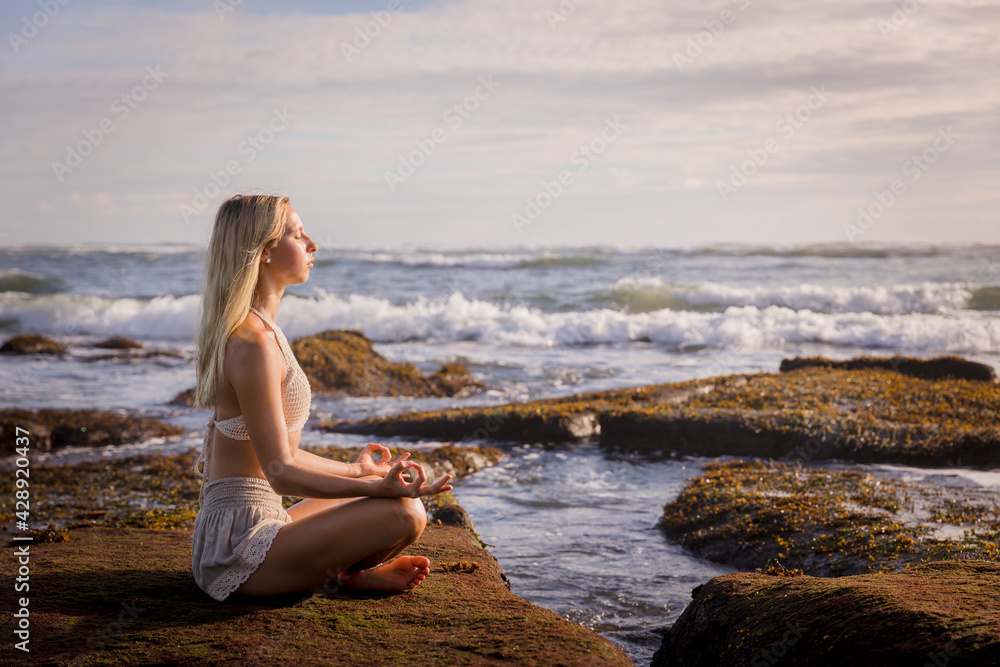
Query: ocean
2,242,999,664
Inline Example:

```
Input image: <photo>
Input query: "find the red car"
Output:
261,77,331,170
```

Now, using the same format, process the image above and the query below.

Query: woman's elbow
263,457,298,496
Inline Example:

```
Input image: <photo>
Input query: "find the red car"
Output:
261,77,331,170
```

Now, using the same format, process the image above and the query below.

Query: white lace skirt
191,476,292,601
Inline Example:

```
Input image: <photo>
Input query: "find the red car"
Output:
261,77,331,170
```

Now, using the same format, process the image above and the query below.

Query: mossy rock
291,329,484,398
93,337,144,350
653,560,1000,666
600,363,1000,467
0,408,184,453
1,525,631,666
168,387,196,406
7,446,503,531
0,333,66,355
660,459,1000,577
779,354,997,383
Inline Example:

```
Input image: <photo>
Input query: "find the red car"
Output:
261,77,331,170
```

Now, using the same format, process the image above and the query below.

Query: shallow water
453,442,733,665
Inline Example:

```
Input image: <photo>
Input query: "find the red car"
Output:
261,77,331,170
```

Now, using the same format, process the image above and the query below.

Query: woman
191,193,452,602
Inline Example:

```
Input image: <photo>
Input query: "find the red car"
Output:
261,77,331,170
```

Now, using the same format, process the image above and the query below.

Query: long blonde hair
194,193,290,409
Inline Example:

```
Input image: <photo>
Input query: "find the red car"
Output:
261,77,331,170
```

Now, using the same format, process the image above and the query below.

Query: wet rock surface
0,333,66,355
652,560,1000,667
1,524,632,666
0,408,183,453
291,329,484,397
659,459,1000,577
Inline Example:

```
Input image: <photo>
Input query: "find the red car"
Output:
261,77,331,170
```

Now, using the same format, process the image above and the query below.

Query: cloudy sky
1,0,997,249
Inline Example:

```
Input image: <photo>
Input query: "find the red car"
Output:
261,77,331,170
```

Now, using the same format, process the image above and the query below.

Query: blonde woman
191,193,452,602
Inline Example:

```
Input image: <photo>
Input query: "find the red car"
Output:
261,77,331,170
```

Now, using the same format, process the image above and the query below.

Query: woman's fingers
407,462,428,488
419,474,453,496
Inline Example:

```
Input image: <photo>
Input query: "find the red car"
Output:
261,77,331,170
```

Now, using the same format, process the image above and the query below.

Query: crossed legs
236,486,429,597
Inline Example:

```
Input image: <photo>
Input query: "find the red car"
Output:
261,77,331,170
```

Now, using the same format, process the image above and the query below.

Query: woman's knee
396,497,427,537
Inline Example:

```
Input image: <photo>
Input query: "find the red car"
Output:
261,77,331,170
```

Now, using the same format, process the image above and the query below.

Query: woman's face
264,206,317,284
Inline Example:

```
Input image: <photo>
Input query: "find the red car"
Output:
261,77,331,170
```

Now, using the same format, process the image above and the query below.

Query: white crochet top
193,307,312,495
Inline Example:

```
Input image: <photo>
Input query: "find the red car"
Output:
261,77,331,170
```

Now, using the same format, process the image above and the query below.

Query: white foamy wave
269,293,1000,354
609,278,977,314
348,249,606,269
352,250,536,268
2,292,997,354
0,293,201,339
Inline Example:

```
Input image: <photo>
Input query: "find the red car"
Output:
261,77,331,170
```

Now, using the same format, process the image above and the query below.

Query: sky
1,0,998,250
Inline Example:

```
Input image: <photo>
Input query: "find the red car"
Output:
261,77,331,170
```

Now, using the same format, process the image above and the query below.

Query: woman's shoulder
223,316,284,379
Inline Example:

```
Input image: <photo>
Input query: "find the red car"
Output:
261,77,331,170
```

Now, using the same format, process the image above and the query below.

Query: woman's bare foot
338,556,430,592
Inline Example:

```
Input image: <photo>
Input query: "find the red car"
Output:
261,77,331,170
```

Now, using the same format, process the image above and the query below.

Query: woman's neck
251,289,284,324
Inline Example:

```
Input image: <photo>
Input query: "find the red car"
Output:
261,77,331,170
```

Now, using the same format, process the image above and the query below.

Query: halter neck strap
249,306,278,331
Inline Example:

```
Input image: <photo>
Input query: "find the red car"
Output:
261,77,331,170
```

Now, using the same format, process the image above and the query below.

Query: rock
0,408,184,453
93,336,143,349
779,354,997,383
659,459,1000,577
600,365,1000,467
21,446,503,530
321,383,702,443
325,407,601,443
168,387,196,406
652,560,1000,667
291,329,484,397
0,333,66,355
3,524,631,666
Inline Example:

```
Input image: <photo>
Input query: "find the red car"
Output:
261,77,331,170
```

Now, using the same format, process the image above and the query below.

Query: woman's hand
379,460,453,498
353,442,409,478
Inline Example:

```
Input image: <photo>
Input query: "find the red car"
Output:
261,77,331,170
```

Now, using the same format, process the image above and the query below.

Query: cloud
0,0,997,247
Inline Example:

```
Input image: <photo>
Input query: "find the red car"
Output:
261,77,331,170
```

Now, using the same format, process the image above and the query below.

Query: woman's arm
225,335,450,499
293,448,358,478
293,442,409,479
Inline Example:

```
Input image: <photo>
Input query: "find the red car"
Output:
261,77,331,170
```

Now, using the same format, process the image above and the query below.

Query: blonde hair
194,193,290,409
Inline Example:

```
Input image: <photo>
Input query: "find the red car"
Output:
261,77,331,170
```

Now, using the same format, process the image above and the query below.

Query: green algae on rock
601,364,1000,467
170,330,485,406
2,525,632,666
93,336,144,350
660,459,1000,577
291,329,484,397
0,445,502,533
320,382,704,443
652,560,1000,667
325,356,1000,467
0,408,183,454
0,332,66,355
779,354,997,383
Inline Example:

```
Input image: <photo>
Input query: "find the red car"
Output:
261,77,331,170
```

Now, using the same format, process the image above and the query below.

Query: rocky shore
2,524,631,666
0,408,183,454
659,459,999,577
0,439,636,665
0,445,503,534
324,355,1000,468
652,560,1000,666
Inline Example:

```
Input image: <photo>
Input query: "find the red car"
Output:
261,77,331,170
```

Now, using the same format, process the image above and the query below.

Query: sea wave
0,270,67,295
606,278,988,314
2,291,998,354
346,249,607,269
